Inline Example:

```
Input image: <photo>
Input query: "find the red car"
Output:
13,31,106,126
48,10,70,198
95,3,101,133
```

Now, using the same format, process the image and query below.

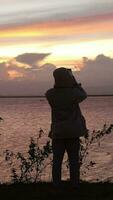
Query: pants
52,138,80,186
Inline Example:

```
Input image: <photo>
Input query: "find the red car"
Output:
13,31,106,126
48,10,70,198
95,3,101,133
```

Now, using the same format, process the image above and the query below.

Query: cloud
0,62,9,80
1,0,113,28
0,52,54,80
0,65,56,95
75,54,113,94
0,53,56,95
15,53,50,66
0,53,113,95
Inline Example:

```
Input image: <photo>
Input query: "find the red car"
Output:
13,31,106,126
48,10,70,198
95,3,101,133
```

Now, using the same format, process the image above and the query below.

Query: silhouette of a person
45,67,87,188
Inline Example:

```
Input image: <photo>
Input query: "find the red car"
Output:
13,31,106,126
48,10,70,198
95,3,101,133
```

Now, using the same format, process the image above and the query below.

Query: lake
0,97,113,183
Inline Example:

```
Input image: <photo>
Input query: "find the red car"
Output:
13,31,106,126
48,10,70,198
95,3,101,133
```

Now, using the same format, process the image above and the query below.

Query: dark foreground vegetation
0,181,113,200
4,124,113,183
1,124,113,199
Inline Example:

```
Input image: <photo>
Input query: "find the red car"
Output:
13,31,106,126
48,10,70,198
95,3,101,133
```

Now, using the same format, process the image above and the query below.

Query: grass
0,181,113,200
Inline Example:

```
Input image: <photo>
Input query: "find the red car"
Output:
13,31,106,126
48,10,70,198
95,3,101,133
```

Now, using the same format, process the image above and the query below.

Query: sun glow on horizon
0,37,113,68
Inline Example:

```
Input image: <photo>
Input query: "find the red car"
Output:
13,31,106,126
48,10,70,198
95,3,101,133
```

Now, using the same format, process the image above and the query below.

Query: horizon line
0,94,113,98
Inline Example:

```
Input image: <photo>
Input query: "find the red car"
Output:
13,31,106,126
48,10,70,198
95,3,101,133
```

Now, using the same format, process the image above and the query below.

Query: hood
53,67,74,87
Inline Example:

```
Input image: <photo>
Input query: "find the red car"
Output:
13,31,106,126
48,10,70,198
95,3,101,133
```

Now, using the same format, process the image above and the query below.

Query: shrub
4,130,52,183
79,123,113,175
4,124,113,183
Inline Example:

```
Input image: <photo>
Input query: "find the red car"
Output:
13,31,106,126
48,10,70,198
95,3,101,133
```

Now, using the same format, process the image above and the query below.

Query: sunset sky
0,0,113,67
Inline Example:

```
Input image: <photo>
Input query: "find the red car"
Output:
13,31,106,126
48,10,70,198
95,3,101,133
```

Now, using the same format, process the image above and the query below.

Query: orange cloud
0,12,113,39
8,70,23,79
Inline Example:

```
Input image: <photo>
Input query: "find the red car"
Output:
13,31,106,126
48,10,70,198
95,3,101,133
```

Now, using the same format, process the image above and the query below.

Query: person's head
53,67,76,88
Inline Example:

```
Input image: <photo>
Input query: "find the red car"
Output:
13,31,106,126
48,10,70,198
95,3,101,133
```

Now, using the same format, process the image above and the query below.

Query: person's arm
68,71,87,103
73,84,87,103
45,89,53,107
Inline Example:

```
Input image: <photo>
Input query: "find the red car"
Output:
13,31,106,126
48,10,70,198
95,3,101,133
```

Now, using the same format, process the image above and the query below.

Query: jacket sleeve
73,84,87,103
45,89,53,107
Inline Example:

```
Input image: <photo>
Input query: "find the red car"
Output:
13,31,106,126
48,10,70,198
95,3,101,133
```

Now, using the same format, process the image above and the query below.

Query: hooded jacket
45,68,87,139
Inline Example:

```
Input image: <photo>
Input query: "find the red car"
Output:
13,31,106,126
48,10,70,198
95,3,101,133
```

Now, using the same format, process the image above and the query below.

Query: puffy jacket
46,85,87,139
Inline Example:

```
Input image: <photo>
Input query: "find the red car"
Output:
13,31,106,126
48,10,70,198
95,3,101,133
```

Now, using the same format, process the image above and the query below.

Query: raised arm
72,84,87,103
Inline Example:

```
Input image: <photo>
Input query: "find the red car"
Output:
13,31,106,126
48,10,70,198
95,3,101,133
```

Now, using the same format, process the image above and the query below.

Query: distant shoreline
0,95,113,98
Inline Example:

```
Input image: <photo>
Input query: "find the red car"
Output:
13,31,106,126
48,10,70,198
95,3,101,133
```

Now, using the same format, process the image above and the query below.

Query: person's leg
66,138,80,187
52,139,65,186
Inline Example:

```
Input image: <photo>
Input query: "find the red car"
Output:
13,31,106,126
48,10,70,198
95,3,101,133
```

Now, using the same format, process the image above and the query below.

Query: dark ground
0,181,113,200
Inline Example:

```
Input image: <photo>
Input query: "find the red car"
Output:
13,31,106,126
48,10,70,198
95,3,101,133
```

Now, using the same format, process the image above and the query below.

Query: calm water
0,97,113,183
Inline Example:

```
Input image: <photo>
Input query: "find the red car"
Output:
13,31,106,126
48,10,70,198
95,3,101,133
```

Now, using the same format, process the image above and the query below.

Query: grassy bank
0,181,113,200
